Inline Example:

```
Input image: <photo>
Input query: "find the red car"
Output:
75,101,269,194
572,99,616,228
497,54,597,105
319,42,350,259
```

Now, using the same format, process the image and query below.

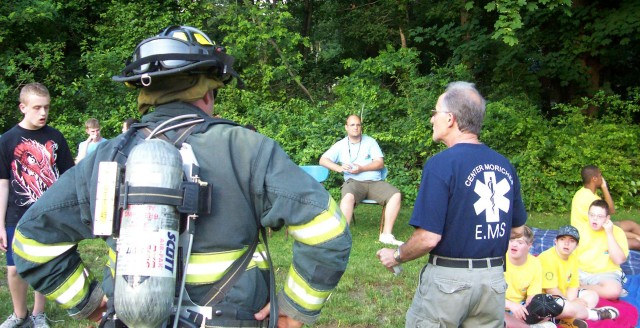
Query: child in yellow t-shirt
505,226,556,327
577,199,629,300
537,225,619,325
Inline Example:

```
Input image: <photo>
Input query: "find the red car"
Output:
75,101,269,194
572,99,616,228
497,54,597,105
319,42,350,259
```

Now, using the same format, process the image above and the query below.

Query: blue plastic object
300,165,329,183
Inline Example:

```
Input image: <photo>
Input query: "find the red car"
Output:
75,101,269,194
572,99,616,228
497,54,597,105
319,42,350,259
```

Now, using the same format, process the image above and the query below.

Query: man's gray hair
441,81,486,135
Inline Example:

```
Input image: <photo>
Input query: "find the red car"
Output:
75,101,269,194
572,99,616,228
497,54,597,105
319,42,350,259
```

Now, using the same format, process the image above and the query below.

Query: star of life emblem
473,171,511,222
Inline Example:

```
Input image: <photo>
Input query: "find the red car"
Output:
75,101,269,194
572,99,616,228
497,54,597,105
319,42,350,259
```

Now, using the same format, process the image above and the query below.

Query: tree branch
267,38,315,103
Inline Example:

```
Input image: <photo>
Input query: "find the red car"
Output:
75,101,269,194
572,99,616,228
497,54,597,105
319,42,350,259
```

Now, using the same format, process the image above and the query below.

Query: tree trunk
460,1,470,42
300,0,314,60
460,0,471,69
397,0,408,48
580,55,602,116
573,0,601,116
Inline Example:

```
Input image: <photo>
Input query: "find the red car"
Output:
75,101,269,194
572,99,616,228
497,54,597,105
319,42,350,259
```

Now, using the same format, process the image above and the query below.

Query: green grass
2,206,640,327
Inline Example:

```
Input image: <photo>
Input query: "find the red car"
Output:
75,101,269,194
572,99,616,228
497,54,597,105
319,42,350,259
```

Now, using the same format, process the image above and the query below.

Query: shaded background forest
0,0,638,212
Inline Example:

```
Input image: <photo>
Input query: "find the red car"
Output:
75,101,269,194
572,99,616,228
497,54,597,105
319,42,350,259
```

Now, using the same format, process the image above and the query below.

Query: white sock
587,309,599,321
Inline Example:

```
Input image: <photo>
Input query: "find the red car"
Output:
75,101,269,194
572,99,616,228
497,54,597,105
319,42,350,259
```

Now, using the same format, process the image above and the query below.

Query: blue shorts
4,226,16,266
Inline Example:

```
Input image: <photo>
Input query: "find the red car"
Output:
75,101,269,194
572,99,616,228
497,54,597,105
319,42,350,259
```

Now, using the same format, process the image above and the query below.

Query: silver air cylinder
114,139,182,328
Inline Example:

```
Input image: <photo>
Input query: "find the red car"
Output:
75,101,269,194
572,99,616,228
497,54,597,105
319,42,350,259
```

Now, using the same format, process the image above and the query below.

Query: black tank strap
201,233,259,306
109,114,239,164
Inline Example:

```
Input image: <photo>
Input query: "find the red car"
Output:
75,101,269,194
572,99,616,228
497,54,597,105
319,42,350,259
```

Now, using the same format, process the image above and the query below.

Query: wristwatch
393,247,402,263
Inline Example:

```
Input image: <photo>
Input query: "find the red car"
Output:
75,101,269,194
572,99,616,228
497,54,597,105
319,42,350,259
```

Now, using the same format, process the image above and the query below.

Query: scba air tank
115,139,182,328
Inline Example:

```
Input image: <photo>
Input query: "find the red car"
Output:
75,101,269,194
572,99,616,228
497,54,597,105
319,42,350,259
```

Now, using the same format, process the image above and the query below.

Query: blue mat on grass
621,274,640,327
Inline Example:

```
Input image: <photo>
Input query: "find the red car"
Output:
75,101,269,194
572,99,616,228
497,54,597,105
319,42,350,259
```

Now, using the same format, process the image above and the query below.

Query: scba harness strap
108,114,226,236
101,113,277,328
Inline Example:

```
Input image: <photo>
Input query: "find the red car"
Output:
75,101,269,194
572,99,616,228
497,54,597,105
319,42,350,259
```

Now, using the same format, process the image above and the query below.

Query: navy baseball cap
557,225,579,242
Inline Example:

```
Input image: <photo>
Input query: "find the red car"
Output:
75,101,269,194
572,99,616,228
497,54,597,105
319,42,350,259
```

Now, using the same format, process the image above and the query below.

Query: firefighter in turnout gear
12,25,352,328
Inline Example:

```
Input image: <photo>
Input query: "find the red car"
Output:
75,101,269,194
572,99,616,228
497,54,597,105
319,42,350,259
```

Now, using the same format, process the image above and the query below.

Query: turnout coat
13,102,352,326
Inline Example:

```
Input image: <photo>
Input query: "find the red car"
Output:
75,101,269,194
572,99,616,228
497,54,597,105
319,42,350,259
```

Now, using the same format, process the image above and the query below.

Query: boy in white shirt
75,118,107,163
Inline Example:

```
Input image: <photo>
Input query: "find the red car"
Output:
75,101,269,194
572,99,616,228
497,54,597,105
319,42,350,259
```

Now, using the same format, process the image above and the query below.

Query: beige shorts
341,179,400,205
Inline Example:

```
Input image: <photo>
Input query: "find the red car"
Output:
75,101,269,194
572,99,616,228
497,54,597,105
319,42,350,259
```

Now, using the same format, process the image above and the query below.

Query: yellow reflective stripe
288,198,346,245
185,246,267,284
46,264,91,309
12,230,75,264
251,247,269,270
107,248,116,277
283,266,331,311
186,248,246,284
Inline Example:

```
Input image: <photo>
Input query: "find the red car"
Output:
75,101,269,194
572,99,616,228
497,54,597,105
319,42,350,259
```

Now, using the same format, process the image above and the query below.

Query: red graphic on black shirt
11,138,59,206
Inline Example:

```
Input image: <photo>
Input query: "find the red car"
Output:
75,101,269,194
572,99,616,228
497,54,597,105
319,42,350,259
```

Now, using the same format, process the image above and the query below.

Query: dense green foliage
0,0,638,212
483,90,640,212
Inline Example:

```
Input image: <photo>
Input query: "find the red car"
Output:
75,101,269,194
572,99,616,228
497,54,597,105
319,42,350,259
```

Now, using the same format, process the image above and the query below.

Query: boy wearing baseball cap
537,225,619,326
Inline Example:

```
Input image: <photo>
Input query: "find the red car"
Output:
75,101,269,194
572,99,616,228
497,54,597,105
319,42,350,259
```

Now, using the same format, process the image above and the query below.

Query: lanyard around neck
348,138,361,162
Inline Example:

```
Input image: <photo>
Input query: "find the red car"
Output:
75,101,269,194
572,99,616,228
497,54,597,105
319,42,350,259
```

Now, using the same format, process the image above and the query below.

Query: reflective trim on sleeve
283,266,331,312
107,248,116,277
287,198,346,245
12,230,76,264
46,264,91,309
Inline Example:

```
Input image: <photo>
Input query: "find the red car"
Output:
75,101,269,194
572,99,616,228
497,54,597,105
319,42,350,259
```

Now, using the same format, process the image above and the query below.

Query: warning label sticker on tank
116,229,179,277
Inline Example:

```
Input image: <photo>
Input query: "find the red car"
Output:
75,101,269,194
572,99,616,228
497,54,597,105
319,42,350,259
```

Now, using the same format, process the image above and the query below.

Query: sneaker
529,321,556,328
557,318,588,328
30,313,48,328
0,313,34,328
595,306,619,320
379,233,403,246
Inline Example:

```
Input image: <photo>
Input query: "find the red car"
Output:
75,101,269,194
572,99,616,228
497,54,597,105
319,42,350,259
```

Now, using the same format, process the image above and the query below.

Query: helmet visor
133,37,199,74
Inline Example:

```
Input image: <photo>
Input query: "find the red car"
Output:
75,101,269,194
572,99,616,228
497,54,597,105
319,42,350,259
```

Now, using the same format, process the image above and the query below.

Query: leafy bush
1,2,637,214
484,92,640,212
219,44,640,213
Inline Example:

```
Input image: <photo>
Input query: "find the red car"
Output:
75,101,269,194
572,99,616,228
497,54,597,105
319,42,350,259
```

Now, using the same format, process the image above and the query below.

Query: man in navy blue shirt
377,81,527,327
